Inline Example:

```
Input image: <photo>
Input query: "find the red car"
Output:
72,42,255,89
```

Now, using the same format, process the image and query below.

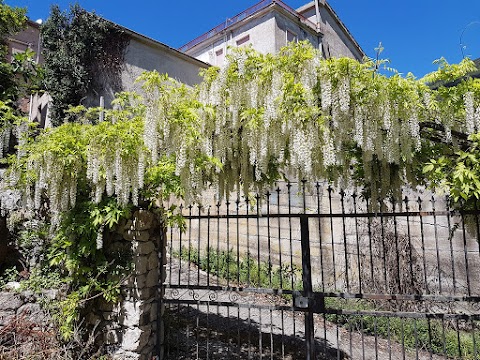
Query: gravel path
163,258,447,360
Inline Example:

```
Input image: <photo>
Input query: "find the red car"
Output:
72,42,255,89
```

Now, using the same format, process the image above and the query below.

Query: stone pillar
157,223,167,360
100,209,161,360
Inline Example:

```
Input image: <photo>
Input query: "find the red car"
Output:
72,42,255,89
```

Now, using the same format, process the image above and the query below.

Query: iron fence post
300,215,316,360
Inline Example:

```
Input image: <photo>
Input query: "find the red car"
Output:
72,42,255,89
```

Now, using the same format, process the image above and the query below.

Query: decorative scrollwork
208,291,218,301
170,288,180,299
229,292,240,302
188,289,200,301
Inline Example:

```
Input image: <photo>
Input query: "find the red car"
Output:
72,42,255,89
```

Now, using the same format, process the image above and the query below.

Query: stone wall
86,208,164,360
0,289,58,357
0,208,166,360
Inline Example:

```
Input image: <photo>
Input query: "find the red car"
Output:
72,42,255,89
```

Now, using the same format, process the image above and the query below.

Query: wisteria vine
2,42,480,218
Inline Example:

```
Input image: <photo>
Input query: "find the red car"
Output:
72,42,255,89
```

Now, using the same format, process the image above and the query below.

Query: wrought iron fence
161,181,480,359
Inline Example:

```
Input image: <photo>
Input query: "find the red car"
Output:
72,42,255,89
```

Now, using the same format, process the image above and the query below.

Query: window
215,48,224,66
236,35,250,47
286,30,297,44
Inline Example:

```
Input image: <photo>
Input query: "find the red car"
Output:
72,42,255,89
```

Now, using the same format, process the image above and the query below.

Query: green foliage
174,246,302,290
48,196,132,339
41,3,129,124
422,57,478,86
0,266,18,289
325,298,480,359
0,0,26,46
0,2,42,105
19,266,65,293
423,133,480,206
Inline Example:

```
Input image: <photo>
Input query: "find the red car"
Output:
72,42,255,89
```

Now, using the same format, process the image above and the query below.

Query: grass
173,245,302,291
324,297,480,360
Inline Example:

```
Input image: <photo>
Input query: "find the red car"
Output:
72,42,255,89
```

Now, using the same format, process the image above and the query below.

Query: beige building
180,0,364,66
6,19,43,64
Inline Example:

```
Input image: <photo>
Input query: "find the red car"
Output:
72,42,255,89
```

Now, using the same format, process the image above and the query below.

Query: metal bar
300,214,315,360
266,192,272,287
164,284,480,302
404,196,416,291
328,186,337,289
460,210,472,296
418,197,429,294
431,196,443,293
391,197,402,294
353,193,362,294
446,197,457,295
179,209,480,220
206,206,211,288
340,190,350,291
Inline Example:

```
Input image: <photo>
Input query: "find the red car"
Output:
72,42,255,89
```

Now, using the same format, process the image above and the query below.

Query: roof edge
178,0,318,53
296,1,365,58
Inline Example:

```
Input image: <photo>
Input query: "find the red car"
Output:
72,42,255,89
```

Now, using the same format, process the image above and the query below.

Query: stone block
133,274,147,289
137,287,155,301
121,327,143,351
105,329,120,345
145,269,158,288
0,292,23,310
149,304,158,323
134,256,149,275
125,230,150,242
132,210,155,231
42,289,59,300
112,350,140,360
138,325,152,349
135,241,155,255
0,310,15,326
123,220,133,231
147,252,159,271
141,345,155,357
120,301,141,327
17,303,47,325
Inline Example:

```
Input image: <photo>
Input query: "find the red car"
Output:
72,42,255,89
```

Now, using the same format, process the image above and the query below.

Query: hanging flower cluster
4,42,480,219
197,42,480,201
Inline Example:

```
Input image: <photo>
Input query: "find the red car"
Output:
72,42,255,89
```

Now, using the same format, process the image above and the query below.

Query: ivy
41,4,129,125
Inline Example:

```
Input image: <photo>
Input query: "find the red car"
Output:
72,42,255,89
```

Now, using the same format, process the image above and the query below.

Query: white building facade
180,0,364,66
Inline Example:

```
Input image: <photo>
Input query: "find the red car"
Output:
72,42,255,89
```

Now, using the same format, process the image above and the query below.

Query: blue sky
5,0,480,78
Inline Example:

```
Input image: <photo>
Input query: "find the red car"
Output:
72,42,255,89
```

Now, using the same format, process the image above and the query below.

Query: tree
41,4,130,125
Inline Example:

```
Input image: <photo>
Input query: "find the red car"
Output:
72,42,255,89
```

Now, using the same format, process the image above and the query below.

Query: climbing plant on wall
41,4,130,125
6,41,480,214
3,41,480,338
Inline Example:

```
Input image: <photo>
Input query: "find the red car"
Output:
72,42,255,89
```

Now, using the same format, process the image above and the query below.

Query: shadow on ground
163,304,348,359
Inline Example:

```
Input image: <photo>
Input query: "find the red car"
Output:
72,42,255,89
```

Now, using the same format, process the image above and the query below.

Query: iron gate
161,182,480,359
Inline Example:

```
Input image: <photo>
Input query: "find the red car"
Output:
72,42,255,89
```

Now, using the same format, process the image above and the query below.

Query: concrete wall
167,184,480,299
184,2,363,65
299,4,363,60
122,37,207,92
187,9,321,66
89,36,209,107
188,12,279,65
273,12,320,53
6,21,43,64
